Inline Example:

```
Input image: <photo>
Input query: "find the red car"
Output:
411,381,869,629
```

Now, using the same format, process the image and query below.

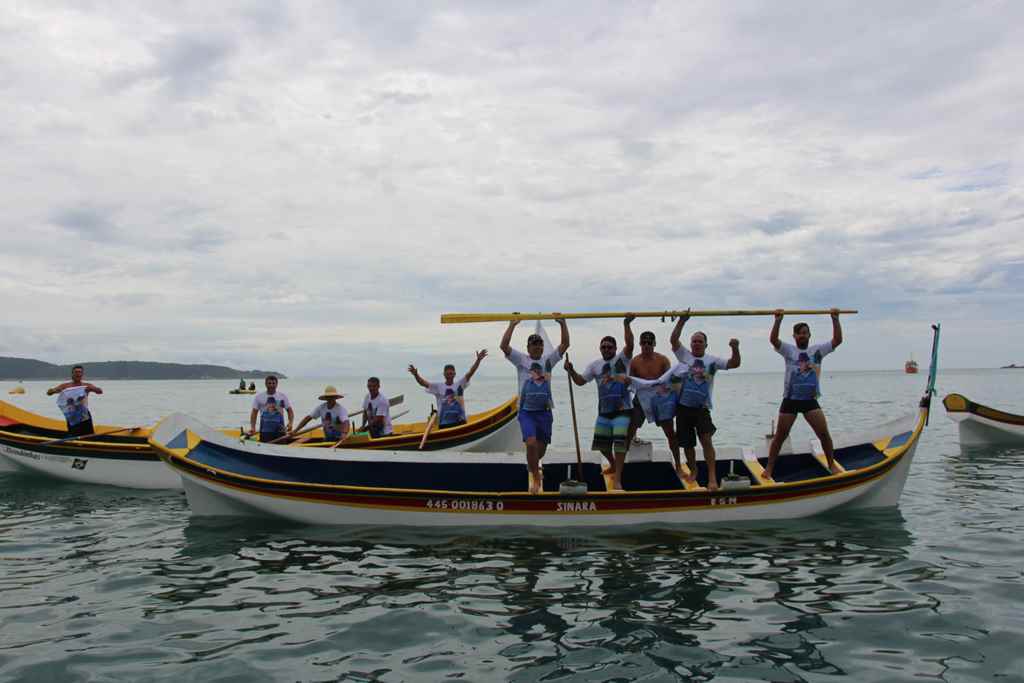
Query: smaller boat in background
228,388,256,395
943,393,1024,446
8,385,26,395
905,357,918,374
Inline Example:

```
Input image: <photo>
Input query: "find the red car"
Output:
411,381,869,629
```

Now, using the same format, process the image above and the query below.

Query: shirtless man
46,365,103,436
763,309,844,479
627,330,681,472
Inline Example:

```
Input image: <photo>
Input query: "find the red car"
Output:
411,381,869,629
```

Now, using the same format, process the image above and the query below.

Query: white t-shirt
776,341,834,400
362,393,393,435
252,391,292,414
56,385,91,426
426,377,469,411
581,351,632,415
506,348,564,409
309,402,350,437
670,348,732,409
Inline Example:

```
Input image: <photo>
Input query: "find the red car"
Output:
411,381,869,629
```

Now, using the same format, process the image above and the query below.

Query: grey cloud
108,32,237,98
754,211,806,236
184,226,232,253
51,206,121,241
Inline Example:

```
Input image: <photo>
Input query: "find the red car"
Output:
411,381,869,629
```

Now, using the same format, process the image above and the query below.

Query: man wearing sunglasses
564,315,635,490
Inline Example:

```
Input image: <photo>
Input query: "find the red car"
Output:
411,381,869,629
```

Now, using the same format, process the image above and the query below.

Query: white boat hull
0,442,181,490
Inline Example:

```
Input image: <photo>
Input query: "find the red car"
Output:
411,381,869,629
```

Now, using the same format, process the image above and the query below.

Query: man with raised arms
248,375,294,442
500,318,570,495
361,377,394,438
46,365,103,436
663,311,741,490
407,349,488,429
564,316,635,491
290,385,350,443
627,329,681,470
763,309,843,479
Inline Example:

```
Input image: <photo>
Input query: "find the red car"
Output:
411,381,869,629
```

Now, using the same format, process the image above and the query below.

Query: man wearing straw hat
564,316,635,490
763,309,843,479
291,385,350,443
407,349,488,428
500,318,570,494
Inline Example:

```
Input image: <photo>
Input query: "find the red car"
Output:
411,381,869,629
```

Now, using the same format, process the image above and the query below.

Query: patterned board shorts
592,412,631,455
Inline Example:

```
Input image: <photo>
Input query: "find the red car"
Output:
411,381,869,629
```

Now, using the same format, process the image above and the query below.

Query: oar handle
419,412,437,450
442,309,858,324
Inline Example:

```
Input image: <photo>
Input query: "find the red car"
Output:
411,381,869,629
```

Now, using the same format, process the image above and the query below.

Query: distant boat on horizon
1000,363,1023,369
905,357,919,374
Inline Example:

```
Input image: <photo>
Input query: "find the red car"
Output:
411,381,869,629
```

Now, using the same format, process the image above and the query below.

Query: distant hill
0,357,286,381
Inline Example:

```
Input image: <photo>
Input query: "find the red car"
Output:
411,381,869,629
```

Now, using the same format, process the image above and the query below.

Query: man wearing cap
248,375,294,442
47,364,103,436
666,310,741,490
361,377,393,438
408,349,488,429
627,330,679,465
564,316,635,490
763,309,843,479
291,385,350,443
500,318,570,494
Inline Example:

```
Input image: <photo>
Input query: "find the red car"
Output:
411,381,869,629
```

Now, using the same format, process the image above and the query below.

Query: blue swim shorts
592,412,631,455
518,410,553,444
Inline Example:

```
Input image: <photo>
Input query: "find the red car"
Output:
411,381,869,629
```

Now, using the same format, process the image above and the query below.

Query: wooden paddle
41,425,140,447
348,393,404,420
419,412,438,450
269,423,323,444
442,309,858,324
563,353,587,494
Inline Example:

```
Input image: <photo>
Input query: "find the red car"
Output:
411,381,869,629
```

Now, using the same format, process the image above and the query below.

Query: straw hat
318,385,344,400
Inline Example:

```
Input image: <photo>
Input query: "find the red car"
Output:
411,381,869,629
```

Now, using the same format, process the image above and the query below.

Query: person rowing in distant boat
238,378,246,390
657,311,741,490
501,318,570,494
248,382,256,391
763,309,843,479
626,329,681,470
247,375,294,442
291,385,350,443
564,315,635,490
361,377,394,438
408,349,488,429
46,364,103,436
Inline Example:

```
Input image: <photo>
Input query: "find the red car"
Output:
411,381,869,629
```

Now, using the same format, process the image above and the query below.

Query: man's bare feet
610,479,624,492
529,471,542,494
676,464,696,483
708,480,719,492
602,465,614,475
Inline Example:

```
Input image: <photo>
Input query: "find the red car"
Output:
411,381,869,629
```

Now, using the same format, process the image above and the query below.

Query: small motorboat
943,393,1024,446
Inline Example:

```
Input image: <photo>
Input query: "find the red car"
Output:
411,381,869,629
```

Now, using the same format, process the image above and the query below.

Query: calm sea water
2,369,1022,681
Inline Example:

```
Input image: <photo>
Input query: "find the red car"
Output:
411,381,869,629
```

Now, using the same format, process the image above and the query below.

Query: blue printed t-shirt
669,348,731,409
57,386,91,426
581,351,632,416
427,377,469,425
507,349,563,412
776,341,833,400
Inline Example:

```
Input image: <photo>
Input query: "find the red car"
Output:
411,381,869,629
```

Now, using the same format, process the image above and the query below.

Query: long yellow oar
41,426,142,447
441,309,857,324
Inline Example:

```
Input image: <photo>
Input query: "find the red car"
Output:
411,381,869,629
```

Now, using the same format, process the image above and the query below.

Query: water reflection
129,511,936,679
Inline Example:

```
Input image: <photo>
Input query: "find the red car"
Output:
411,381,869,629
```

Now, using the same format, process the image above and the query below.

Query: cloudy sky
1,1,1021,377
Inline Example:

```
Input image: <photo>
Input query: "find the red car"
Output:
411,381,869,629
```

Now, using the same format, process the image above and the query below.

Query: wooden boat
0,399,174,488
229,388,256,394
0,397,521,487
943,393,1024,446
150,385,933,528
8,386,26,395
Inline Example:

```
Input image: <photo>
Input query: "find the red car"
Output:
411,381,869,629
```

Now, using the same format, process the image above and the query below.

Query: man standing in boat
291,385,350,443
46,365,103,436
361,377,394,438
763,309,843,479
627,329,680,469
564,316,635,490
658,312,741,490
501,318,570,494
248,375,294,442
408,349,488,429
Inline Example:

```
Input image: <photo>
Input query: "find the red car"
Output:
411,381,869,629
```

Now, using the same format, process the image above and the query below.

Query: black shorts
439,418,466,429
67,418,94,437
259,430,285,443
629,397,646,431
675,405,715,448
779,398,822,415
